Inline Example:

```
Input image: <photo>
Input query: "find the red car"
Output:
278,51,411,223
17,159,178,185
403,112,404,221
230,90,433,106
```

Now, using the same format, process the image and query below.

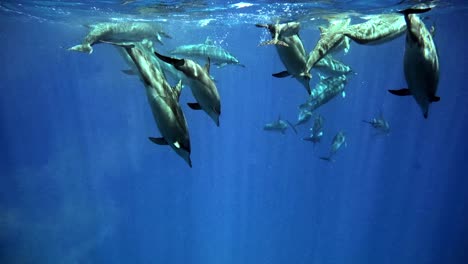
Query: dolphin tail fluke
68,44,93,54
272,71,290,78
154,51,184,67
286,120,298,134
398,6,432,15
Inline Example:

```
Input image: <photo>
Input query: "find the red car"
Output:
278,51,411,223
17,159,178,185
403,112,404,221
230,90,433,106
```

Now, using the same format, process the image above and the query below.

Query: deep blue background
1,6,468,264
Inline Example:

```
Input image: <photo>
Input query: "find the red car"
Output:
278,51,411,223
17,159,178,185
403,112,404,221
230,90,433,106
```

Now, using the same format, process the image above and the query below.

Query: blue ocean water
1,0,468,263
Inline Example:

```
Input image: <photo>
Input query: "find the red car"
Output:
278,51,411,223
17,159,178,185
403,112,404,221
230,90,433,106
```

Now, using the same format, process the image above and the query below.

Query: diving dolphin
303,114,324,145
306,18,351,72
256,21,311,94
341,14,406,45
154,52,222,126
294,108,313,127
363,111,390,135
264,116,297,134
300,75,348,112
110,41,192,167
68,22,171,54
388,6,440,118
320,131,346,161
314,55,354,77
170,38,245,68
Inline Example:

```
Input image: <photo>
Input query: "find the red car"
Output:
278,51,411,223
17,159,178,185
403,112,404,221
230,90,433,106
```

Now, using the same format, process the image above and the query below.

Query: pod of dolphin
261,4,439,161
69,4,440,166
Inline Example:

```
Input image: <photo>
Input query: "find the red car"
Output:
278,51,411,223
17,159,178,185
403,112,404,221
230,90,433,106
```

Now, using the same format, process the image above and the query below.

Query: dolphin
68,22,171,54
340,14,407,45
294,108,313,127
263,115,297,134
256,21,311,94
306,18,351,72
388,6,440,118
300,74,348,112
320,131,346,161
303,114,324,145
154,52,222,126
363,111,390,135
170,38,245,68
314,55,354,77
108,41,192,167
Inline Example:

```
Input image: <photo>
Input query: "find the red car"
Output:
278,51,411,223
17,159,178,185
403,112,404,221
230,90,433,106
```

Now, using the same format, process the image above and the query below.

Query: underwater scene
1,0,468,263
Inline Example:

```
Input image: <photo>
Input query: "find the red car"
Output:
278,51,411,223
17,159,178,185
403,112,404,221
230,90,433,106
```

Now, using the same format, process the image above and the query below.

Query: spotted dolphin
320,131,346,161
306,18,351,72
388,6,440,118
264,116,297,134
363,111,390,135
341,14,406,45
170,38,245,68
314,55,353,77
300,74,348,112
303,114,324,145
256,21,311,94
68,22,171,54
154,52,222,126
109,41,192,167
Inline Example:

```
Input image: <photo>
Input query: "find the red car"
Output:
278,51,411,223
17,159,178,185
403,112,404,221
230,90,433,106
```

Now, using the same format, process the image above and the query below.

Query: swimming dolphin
388,6,440,118
300,74,348,112
306,18,351,72
256,21,311,94
294,108,313,127
363,111,390,135
68,22,171,54
154,52,222,126
314,55,354,77
341,14,406,45
170,38,245,68
109,41,192,167
320,131,346,161
303,114,324,145
263,115,297,134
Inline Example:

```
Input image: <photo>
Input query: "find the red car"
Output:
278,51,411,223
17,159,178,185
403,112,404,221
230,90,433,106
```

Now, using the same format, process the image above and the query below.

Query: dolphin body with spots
340,14,407,45
306,18,351,72
263,116,297,134
303,114,324,145
108,41,192,167
300,74,348,112
320,131,346,161
170,38,245,68
68,22,171,54
314,55,354,77
154,52,222,126
388,6,440,118
256,21,312,94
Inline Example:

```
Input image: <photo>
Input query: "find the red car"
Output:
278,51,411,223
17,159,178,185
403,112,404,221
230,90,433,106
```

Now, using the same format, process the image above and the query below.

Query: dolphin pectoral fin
205,58,211,74
187,103,203,110
154,51,185,67
148,137,169,145
431,96,441,102
255,23,269,29
259,40,289,47
388,88,412,96
237,64,246,68
319,156,332,162
272,71,290,78
122,69,136,75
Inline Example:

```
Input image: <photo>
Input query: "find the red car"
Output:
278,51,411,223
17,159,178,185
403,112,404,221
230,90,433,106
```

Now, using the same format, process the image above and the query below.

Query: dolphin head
208,105,221,127
68,43,93,54
172,137,192,168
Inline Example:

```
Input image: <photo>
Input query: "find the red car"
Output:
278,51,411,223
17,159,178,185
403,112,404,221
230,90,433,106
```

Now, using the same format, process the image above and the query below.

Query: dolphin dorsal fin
174,80,183,101
205,37,214,45
205,58,211,74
